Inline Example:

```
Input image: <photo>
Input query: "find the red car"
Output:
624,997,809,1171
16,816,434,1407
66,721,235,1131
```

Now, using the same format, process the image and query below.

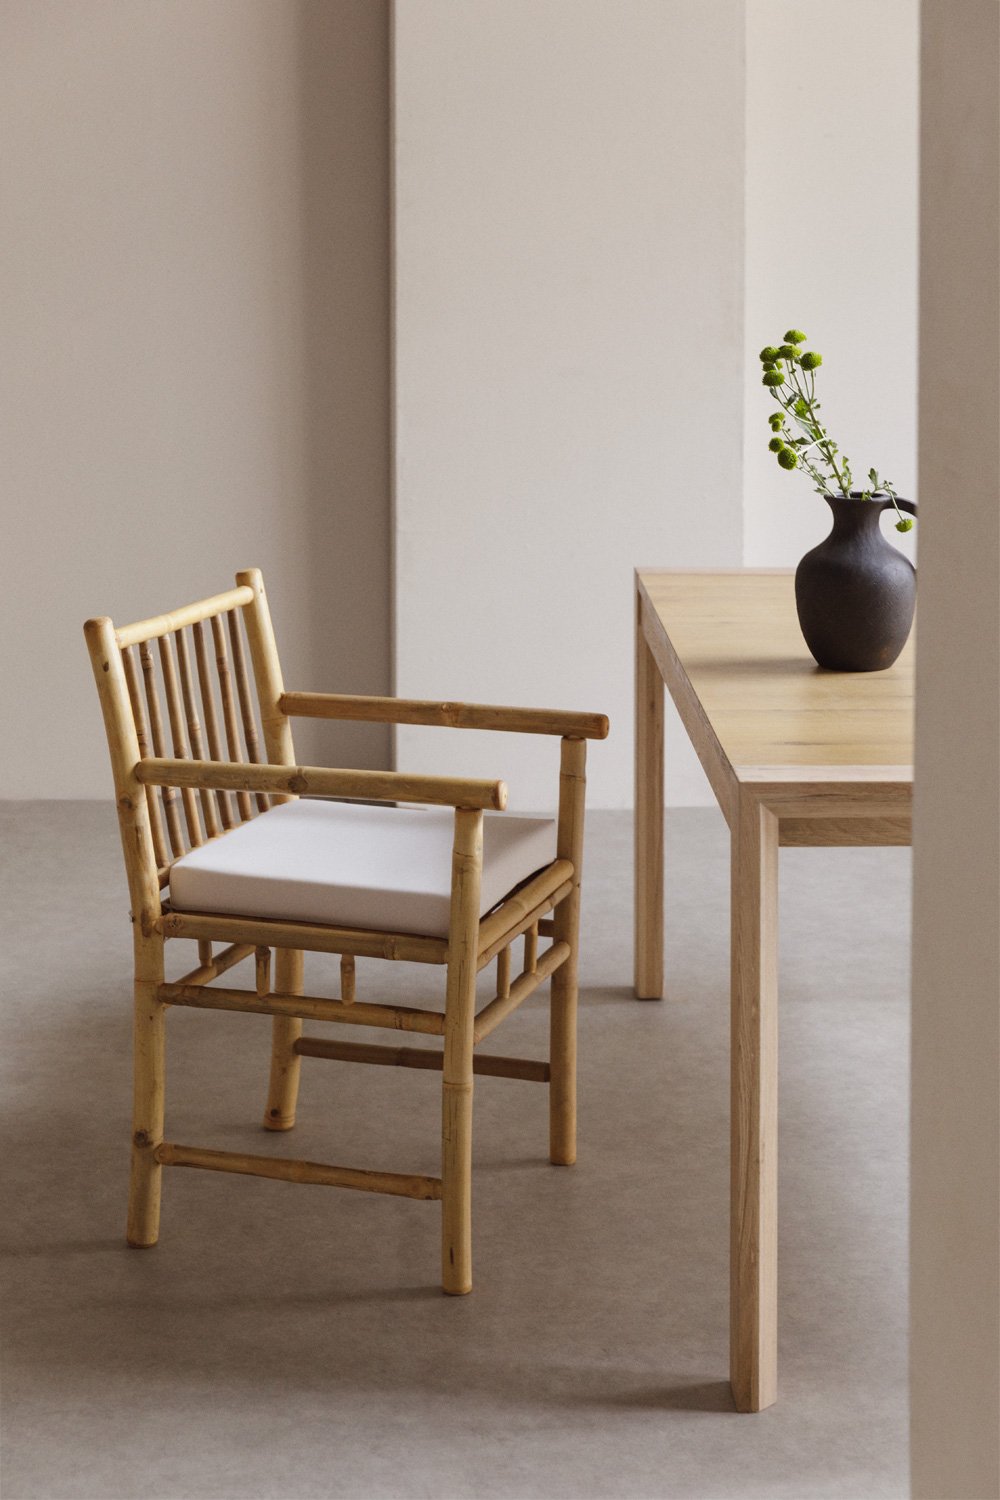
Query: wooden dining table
633,569,914,1412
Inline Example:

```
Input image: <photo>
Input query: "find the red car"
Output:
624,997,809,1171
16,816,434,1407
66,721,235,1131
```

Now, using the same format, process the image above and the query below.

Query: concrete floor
1,803,910,1499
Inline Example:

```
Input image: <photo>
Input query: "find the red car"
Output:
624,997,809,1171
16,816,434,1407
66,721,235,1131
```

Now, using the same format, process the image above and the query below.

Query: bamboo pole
227,610,268,811
192,620,234,829
340,954,356,1004
476,860,574,958
235,569,296,805
211,613,253,821
175,628,221,837
441,808,483,1295
197,939,213,968
158,909,447,965
476,871,574,970
294,1036,550,1082
473,942,570,1043
263,949,304,1132
137,756,508,811
496,946,511,1001
255,946,271,997
122,645,170,869
84,617,167,1247
159,980,446,1035
279,691,610,740
550,737,586,1166
139,641,185,857
154,1142,442,1200
115,586,255,649
158,633,203,847
524,922,539,975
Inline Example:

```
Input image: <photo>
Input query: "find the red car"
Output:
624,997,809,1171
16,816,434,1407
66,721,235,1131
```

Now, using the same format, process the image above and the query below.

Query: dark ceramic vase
794,492,918,672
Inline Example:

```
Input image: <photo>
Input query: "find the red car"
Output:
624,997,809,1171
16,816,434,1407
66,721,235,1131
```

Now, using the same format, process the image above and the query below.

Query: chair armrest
278,692,610,741
134,758,507,811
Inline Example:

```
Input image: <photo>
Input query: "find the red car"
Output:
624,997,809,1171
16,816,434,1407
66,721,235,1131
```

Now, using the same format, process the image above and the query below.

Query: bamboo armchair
84,570,608,1293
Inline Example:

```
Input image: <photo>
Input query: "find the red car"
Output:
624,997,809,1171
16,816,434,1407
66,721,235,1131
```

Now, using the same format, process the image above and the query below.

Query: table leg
730,791,779,1412
634,601,664,999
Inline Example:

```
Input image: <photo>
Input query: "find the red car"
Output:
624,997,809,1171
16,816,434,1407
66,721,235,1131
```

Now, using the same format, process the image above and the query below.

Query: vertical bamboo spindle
234,569,296,803
441,808,483,1295
211,613,254,821
198,940,213,968
340,954,356,1004
524,923,539,975
175,628,221,837
158,633,203,847
496,945,511,1001
139,640,186,857
550,737,586,1166
83,617,165,1248
192,620,235,829
262,949,304,1131
255,946,271,997
122,646,169,869
227,611,269,812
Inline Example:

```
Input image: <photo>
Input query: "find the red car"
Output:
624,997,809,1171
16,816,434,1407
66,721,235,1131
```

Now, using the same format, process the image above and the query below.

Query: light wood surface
634,594,665,998
637,571,914,789
633,570,914,1414
87,569,605,1296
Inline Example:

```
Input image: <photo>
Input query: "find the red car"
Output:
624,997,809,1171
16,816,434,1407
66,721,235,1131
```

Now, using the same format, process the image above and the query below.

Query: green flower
784,328,807,344
759,346,781,363
770,412,784,424
761,360,776,371
777,447,798,469
762,370,786,387
778,343,798,358
800,351,823,370
767,437,784,453
895,517,914,532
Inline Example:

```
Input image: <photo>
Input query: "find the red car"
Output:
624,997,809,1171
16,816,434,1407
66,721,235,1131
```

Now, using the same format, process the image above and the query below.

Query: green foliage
758,334,914,532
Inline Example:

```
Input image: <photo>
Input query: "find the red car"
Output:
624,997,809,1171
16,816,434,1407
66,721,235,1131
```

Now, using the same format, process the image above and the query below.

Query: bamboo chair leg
550,738,587,1166
262,949,304,1131
127,944,167,1247
441,809,483,1296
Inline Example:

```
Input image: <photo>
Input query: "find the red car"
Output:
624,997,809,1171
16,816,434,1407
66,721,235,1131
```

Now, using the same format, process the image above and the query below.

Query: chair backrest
84,568,293,927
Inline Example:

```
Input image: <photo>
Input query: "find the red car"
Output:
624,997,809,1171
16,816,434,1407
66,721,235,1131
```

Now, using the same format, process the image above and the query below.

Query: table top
637,570,914,778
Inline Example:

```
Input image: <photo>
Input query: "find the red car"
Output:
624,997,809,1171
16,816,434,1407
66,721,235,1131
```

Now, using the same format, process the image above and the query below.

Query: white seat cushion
168,798,558,939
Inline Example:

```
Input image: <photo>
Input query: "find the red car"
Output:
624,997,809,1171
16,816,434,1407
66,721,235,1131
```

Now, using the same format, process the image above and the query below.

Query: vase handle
894,497,917,516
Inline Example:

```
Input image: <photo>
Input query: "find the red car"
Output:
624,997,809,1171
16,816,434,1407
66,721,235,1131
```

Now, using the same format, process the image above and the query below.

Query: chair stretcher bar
154,1142,441,1200
294,1036,551,1082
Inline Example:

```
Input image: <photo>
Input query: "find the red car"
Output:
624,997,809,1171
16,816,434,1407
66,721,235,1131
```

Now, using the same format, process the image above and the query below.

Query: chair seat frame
85,569,608,1293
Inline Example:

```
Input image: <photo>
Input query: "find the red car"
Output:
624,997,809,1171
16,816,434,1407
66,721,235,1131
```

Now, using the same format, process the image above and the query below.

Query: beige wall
911,4,1000,1496
1,0,391,798
743,0,918,571
392,0,745,811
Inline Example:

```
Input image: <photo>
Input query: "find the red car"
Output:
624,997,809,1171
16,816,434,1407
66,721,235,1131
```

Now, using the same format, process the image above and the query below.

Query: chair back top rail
114,586,255,649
